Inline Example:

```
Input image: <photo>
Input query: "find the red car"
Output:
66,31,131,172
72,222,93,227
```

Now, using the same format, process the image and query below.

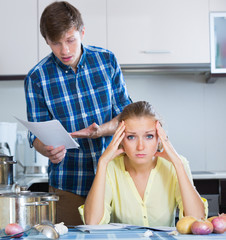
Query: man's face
46,27,85,69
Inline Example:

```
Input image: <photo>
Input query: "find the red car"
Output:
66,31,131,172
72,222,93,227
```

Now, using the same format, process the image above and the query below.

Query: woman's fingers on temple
117,121,125,131
114,122,125,137
116,132,125,146
156,121,167,139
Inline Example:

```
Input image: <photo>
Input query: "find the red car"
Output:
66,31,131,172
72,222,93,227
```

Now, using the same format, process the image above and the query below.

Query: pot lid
0,191,58,199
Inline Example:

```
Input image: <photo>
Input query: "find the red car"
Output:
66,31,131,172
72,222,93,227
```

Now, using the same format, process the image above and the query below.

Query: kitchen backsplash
0,72,226,172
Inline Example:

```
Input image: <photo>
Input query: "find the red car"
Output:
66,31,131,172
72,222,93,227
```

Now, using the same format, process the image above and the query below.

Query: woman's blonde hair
119,101,162,124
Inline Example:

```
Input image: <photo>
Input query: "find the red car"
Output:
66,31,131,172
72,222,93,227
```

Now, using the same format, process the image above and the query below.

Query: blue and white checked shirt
24,45,131,196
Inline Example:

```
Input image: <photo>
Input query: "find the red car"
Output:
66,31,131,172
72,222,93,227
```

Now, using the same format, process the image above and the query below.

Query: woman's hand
154,121,180,165
155,122,205,219
99,121,125,165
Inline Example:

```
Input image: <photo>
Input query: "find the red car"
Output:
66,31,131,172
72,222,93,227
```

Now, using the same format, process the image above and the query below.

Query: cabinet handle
140,50,171,54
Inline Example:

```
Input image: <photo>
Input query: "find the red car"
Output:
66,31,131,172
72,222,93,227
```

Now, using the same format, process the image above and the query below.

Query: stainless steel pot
0,153,17,186
0,189,59,230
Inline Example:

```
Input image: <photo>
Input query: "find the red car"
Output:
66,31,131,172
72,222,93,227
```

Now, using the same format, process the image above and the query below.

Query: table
21,228,226,240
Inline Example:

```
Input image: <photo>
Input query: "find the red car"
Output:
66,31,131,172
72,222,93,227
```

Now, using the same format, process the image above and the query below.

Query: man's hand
43,145,67,164
33,138,66,164
70,122,101,139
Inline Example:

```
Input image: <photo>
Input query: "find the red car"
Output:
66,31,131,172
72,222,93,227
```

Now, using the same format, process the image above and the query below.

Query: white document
15,117,79,150
74,223,176,233
74,224,129,232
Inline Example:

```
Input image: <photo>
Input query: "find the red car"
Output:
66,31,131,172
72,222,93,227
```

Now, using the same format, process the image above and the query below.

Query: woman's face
122,116,159,165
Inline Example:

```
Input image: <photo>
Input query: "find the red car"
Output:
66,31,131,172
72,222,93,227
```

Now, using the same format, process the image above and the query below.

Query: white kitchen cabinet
107,0,210,64
209,0,226,11
0,0,38,75
38,0,107,61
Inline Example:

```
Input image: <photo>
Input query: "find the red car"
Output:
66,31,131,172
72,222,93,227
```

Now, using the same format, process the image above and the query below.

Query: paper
15,117,79,149
143,230,153,237
148,226,176,232
74,223,176,233
74,224,129,232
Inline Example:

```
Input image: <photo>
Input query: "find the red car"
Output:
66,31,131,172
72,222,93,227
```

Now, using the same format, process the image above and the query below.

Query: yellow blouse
79,155,208,227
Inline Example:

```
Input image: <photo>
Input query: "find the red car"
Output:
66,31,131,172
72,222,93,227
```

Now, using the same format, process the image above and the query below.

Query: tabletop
20,228,226,240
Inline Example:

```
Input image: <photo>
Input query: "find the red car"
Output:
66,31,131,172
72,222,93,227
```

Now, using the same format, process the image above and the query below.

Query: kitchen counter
192,171,226,180
14,175,48,189
0,175,49,194
7,170,226,194
15,171,226,188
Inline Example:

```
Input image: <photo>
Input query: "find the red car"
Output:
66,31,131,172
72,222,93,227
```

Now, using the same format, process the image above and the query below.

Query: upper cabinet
209,0,226,11
107,0,210,64
38,0,107,61
0,0,38,75
1,0,224,76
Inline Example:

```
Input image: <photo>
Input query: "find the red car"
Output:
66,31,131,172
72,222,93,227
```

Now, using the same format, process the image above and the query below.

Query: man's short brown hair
40,1,84,41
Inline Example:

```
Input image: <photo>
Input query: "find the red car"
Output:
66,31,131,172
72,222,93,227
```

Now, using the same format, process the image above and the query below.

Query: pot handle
41,195,59,202
7,160,17,164
2,161,17,164
23,201,49,207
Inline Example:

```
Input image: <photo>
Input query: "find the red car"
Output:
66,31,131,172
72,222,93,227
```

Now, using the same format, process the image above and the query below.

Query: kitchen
1,0,226,239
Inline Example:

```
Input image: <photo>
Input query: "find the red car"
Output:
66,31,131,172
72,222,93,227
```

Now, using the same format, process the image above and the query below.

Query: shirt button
65,70,68,73
144,216,147,219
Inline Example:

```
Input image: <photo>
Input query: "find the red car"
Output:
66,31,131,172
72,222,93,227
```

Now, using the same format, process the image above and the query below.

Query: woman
79,101,207,227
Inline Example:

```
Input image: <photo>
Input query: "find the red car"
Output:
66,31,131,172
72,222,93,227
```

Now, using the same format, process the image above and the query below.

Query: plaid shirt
24,45,131,196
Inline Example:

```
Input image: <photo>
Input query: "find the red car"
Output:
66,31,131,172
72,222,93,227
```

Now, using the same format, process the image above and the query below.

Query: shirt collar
77,44,86,69
51,53,71,71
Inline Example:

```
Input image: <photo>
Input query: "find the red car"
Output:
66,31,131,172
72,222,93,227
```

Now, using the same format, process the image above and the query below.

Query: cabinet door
210,0,226,11
107,0,209,64
0,0,38,75
38,0,107,61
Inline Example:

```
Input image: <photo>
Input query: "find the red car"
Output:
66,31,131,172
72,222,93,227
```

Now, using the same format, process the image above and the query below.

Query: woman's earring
157,142,163,152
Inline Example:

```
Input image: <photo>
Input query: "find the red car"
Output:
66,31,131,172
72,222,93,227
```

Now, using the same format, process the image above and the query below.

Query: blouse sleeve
98,169,113,224
78,168,113,224
175,156,209,219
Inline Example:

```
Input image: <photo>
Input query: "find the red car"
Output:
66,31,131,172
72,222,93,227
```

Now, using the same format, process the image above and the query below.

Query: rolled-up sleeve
24,73,52,147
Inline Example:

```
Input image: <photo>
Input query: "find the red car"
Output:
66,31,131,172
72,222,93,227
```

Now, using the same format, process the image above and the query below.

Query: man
24,1,131,225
